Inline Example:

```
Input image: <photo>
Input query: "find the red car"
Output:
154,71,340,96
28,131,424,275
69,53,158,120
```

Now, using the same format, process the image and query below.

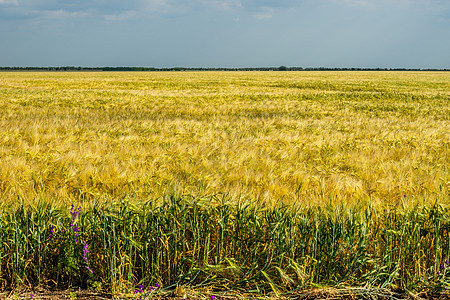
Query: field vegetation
0,71,448,208
0,71,449,296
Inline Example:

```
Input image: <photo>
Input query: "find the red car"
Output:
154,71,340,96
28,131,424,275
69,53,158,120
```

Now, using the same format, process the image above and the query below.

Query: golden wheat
0,71,448,208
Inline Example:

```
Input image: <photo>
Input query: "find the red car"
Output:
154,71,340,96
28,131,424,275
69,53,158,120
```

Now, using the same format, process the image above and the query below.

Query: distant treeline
0,66,448,71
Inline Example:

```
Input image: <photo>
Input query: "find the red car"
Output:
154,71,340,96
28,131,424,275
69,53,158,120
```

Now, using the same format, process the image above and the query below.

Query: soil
0,289,449,300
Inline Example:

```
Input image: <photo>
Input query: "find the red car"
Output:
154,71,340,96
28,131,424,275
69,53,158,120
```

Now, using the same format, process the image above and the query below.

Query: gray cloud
0,0,302,19
0,0,448,67
0,0,18,4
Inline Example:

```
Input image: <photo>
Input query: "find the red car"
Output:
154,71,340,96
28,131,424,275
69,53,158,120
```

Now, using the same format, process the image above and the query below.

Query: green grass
0,197,449,296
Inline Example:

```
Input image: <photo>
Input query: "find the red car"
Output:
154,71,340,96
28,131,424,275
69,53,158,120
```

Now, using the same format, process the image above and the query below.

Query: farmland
0,71,448,208
0,71,449,296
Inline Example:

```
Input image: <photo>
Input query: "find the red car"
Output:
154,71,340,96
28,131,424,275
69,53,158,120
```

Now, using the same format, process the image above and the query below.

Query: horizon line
1,66,449,71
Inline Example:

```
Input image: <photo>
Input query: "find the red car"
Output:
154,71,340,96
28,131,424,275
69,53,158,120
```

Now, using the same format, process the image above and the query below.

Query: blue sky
0,0,449,68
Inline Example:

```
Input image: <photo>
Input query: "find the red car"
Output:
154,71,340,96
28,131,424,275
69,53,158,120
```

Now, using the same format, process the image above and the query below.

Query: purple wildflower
69,205,82,241
70,205,81,222
211,296,216,300
48,225,55,239
30,294,34,299
134,283,160,299
82,240,93,273
72,224,80,232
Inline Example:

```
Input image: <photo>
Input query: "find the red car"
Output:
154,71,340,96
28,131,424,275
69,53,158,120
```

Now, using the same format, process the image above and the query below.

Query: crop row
0,196,448,295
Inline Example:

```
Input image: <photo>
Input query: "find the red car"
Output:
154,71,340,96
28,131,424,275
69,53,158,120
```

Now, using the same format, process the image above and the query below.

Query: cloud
254,6,274,19
342,0,373,7
141,0,172,13
104,12,133,21
321,0,450,10
201,0,243,11
2,0,449,25
44,9,91,19
318,0,375,8
187,0,300,13
0,0,297,21
0,0,18,4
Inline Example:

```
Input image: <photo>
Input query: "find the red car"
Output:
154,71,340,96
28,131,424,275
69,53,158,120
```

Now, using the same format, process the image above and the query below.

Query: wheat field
1,71,450,295
0,71,448,209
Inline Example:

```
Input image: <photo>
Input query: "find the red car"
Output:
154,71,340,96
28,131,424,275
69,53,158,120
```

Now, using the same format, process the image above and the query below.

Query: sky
0,0,449,68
